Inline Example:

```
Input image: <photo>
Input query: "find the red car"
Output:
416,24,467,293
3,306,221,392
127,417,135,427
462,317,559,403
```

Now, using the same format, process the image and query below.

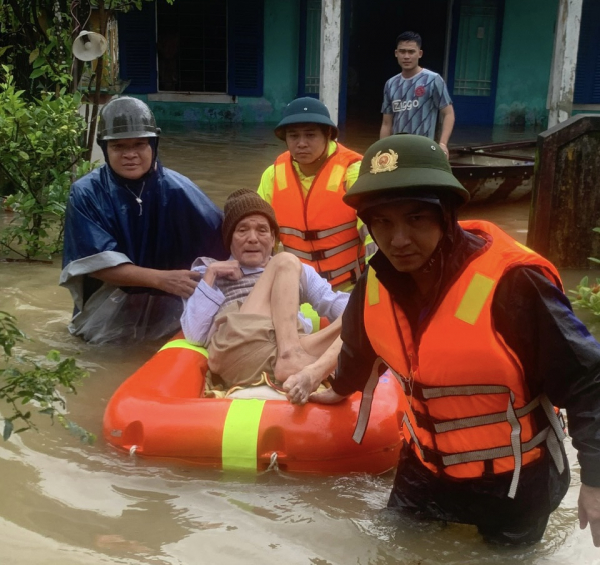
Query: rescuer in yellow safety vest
258,97,376,292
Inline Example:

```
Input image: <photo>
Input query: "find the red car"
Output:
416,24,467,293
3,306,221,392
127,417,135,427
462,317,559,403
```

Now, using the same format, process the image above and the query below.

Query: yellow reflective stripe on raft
275,163,288,190
454,272,496,325
222,399,266,471
326,164,345,192
367,267,380,306
159,339,208,358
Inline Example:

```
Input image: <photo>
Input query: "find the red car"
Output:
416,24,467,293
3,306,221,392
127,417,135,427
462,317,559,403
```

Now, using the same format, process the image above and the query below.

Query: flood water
1,124,600,565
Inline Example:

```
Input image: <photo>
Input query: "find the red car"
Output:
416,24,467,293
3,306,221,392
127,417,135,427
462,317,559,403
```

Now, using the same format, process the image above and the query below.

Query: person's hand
156,270,201,298
439,142,450,159
309,387,347,405
283,366,323,405
204,260,243,286
579,483,600,546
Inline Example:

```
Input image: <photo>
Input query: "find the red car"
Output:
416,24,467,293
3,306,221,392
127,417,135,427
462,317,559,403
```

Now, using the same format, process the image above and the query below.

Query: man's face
106,138,153,180
395,41,422,73
230,214,275,268
285,124,328,166
368,200,443,273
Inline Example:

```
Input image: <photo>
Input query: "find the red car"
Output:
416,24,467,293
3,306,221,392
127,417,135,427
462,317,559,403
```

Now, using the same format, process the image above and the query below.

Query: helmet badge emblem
370,150,398,174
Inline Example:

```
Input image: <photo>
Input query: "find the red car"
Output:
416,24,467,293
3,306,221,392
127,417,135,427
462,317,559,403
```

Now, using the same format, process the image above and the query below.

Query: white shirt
180,256,349,346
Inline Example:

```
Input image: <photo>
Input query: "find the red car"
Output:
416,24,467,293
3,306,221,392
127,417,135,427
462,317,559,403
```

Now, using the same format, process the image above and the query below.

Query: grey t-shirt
381,68,452,140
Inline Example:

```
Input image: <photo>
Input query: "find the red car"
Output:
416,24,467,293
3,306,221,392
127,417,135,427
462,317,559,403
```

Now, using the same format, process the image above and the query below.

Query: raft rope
267,452,279,471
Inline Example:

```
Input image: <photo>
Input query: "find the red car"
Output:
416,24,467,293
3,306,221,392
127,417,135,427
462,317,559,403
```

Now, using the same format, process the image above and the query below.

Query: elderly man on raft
180,188,349,401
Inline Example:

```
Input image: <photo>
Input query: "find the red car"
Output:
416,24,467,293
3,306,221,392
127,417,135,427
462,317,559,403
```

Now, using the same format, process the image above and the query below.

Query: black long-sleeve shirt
333,230,600,487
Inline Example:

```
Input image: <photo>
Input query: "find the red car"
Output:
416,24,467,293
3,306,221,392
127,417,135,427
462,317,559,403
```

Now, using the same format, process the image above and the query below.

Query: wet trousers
387,442,570,545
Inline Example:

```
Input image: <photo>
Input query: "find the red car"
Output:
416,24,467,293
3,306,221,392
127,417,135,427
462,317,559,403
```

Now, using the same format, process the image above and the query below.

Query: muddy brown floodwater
1,123,599,564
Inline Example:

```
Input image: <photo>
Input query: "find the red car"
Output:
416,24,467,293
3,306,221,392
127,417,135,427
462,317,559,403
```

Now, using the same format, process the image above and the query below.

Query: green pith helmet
274,97,339,140
97,96,161,142
343,134,470,210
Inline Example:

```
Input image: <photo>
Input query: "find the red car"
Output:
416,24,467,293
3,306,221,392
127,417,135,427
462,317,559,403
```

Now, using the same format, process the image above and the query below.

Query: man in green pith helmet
287,133,600,546
258,97,376,292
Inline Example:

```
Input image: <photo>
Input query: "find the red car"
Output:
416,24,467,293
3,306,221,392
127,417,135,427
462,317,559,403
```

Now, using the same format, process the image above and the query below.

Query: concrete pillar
547,0,583,128
320,0,342,124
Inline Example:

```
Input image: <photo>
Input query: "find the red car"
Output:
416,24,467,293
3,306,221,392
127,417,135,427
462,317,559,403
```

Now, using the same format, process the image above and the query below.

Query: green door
448,0,504,125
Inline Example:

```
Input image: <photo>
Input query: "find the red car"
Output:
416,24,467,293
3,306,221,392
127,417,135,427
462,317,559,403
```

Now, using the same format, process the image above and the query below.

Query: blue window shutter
118,2,157,94
227,0,264,97
574,0,600,104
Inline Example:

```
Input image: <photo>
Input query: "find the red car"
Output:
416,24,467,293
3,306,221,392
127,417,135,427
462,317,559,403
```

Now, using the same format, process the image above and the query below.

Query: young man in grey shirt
380,31,455,158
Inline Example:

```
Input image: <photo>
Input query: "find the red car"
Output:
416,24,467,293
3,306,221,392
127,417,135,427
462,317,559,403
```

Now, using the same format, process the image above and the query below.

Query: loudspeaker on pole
72,31,108,61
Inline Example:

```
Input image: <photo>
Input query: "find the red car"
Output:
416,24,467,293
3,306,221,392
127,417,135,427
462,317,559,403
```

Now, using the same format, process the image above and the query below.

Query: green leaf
29,49,40,64
29,68,46,79
46,350,61,362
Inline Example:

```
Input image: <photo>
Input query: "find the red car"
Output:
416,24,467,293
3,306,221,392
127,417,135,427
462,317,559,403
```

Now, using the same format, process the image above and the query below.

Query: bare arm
283,335,343,405
380,113,393,139
91,263,201,299
438,105,455,158
283,336,342,404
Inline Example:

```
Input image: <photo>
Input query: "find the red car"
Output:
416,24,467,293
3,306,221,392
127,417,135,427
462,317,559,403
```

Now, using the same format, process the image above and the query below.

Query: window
574,0,600,105
157,0,227,93
118,0,264,97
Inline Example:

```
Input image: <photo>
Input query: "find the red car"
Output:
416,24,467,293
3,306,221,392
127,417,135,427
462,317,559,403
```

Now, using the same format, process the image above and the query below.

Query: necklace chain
125,182,145,216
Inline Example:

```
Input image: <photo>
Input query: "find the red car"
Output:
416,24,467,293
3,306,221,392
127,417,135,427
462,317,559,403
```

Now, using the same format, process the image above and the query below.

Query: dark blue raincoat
60,162,226,344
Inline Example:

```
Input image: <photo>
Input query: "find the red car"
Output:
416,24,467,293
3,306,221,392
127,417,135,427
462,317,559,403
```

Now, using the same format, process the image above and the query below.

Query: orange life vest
271,143,364,288
361,220,567,498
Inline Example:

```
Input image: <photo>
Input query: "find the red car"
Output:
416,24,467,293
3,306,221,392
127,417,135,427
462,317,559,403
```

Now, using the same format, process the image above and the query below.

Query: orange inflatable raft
103,334,404,474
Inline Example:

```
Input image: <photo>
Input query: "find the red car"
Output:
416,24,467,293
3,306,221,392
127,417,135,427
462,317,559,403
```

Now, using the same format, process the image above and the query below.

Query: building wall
494,0,558,126
145,0,299,124
261,0,300,115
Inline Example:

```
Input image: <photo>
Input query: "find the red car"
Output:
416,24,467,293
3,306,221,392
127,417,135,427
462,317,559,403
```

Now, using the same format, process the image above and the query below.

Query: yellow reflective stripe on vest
275,163,288,190
222,399,266,471
326,164,345,192
159,339,208,358
367,267,380,306
300,302,321,332
454,272,495,325
515,241,535,254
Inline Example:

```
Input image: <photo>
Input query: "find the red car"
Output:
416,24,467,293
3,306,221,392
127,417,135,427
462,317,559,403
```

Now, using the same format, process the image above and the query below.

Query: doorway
345,0,450,133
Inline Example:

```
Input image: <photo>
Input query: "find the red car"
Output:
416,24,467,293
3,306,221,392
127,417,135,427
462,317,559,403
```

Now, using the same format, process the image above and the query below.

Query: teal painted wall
147,0,299,124
494,0,558,126
262,0,300,115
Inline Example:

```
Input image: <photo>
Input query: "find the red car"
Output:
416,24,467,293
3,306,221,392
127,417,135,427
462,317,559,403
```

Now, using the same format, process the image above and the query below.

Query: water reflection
1,123,600,564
